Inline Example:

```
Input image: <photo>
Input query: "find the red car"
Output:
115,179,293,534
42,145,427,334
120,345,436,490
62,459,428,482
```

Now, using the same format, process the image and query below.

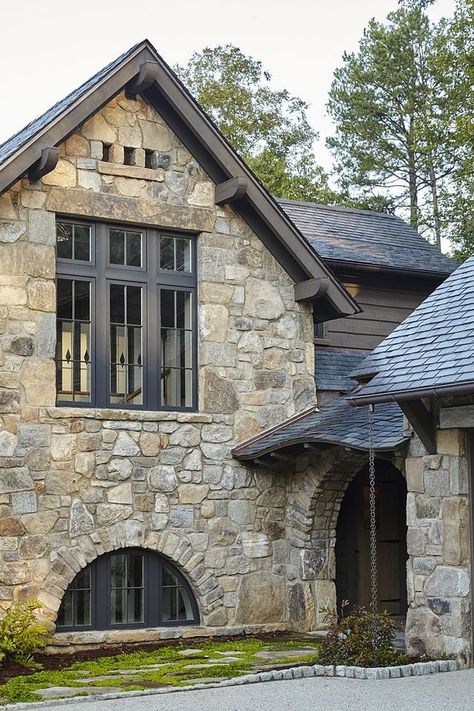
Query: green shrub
318,604,405,667
0,600,50,665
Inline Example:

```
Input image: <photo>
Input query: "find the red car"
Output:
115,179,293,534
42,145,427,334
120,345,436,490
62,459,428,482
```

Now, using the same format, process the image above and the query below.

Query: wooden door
335,463,407,614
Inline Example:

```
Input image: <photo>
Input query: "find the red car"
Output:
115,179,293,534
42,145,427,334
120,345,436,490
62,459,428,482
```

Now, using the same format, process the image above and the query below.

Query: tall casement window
56,549,199,631
56,220,197,410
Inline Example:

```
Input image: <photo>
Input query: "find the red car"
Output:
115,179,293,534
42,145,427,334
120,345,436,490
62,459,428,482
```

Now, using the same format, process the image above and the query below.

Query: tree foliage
326,0,467,249
438,0,474,259
175,45,337,203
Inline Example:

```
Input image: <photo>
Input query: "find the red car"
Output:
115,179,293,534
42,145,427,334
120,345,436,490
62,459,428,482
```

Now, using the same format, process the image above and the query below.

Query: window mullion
95,223,108,407
148,230,159,410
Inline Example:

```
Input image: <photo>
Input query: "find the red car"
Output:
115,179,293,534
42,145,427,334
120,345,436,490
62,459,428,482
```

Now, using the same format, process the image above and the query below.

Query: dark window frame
56,548,200,632
56,217,198,411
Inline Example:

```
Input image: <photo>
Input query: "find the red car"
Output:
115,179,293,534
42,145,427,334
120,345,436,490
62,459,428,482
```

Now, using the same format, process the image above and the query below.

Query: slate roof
349,256,474,404
279,199,455,276
232,398,406,460
316,348,367,392
0,43,144,167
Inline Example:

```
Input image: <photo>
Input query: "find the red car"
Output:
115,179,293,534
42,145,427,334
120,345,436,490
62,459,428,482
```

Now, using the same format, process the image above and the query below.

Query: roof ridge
277,197,399,219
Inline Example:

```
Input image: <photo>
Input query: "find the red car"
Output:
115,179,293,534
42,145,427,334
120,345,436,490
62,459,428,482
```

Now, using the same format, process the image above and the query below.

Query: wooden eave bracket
294,276,330,303
125,61,160,98
28,146,60,182
399,398,437,454
215,176,248,205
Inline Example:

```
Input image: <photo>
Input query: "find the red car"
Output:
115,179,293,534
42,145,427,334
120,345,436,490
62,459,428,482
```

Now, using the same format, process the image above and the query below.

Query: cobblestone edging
1,659,462,710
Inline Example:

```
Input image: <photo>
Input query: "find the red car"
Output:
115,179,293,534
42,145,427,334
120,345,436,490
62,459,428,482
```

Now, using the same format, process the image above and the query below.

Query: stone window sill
40,406,212,423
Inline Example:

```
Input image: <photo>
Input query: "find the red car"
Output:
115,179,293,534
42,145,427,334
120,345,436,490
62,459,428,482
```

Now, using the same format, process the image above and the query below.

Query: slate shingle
279,198,454,275
350,256,474,403
316,348,368,392
232,398,406,459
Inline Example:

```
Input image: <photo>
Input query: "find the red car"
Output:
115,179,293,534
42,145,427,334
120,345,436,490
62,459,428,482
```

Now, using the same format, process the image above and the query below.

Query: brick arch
40,520,223,626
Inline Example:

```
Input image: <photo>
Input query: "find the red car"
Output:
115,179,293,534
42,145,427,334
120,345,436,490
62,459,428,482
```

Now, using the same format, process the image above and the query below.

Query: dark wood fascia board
0,40,358,320
398,399,437,454
28,146,60,182
215,176,248,205
327,259,452,286
0,46,150,196
125,61,160,98
294,277,330,302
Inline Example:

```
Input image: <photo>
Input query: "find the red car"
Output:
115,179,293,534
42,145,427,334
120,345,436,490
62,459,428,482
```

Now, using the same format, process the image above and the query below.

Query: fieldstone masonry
0,90,315,643
405,428,471,662
0,89,471,661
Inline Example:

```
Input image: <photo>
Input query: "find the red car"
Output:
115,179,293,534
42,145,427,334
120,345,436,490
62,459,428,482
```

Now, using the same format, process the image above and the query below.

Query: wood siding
324,280,431,351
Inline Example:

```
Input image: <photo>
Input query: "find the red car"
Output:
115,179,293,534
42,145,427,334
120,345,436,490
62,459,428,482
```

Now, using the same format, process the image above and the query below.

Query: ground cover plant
0,637,321,704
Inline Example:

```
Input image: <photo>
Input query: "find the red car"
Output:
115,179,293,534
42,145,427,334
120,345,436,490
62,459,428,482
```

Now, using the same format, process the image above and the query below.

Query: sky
0,0,456,171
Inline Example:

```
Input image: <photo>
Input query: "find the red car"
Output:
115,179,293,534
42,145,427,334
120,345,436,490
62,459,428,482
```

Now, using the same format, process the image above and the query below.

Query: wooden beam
399,399,437,454
295,277,330,303
125,61,160,98
269,451,293,461
28,147,60,182
215,176,248,205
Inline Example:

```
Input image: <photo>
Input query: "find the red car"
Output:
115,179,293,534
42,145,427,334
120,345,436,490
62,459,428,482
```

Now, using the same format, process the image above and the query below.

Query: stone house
0,40,470,663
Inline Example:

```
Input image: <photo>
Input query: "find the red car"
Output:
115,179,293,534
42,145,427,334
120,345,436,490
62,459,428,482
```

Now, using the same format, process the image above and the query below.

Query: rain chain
368,404,378,616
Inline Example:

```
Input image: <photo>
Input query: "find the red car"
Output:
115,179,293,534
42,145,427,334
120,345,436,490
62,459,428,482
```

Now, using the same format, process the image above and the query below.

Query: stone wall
405,428,471,663
0,91,316,641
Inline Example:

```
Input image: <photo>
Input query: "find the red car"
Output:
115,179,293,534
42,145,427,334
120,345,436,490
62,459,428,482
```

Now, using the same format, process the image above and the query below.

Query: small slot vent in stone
145,149,155,169
102,143,112,162
123,147,135,166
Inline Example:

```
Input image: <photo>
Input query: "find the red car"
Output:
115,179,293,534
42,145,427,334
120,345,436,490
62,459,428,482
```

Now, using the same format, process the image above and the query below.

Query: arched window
56,548,199,631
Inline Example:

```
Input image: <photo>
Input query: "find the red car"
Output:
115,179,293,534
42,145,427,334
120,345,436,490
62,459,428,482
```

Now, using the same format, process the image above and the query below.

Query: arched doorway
335,462,407,614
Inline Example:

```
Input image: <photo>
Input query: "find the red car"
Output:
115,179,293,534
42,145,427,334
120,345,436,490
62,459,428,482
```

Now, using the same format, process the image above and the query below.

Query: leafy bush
0,600,50,665
318,603,405,667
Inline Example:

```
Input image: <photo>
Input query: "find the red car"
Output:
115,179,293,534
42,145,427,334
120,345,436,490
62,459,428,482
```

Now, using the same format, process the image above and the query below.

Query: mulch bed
0,631,319,684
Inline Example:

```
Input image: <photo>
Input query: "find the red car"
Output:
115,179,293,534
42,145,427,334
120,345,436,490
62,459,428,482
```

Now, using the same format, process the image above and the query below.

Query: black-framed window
55,219,197,410
56,549,199,631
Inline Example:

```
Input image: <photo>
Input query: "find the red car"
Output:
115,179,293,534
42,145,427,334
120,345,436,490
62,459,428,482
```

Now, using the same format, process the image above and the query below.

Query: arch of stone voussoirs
41,520,223,624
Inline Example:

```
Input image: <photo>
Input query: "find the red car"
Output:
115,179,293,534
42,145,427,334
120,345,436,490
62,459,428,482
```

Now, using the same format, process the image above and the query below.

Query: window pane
176,587,194,620
160,236,192,272
74,280,90,321
161,586,177,621
127,552,143,588
128,588,144,623
73,225,91,261
74,589,91,626
160,290,193,408
57,279,73,319
111,554,126,588
160,237,175,270
175,238,191,272
161,290,175,328
57,223,73,259
74,567,91,590
110,230,125,265
126,232,142,267
127,286,142,326
161,567,194,622
56,280,92,403
176,291,192,329
110,284,125,323
111,588,126,624
110,285,143,405
57,591,73,627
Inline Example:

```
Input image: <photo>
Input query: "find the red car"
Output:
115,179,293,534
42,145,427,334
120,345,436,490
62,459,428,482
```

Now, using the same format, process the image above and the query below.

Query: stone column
405,429,471,663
